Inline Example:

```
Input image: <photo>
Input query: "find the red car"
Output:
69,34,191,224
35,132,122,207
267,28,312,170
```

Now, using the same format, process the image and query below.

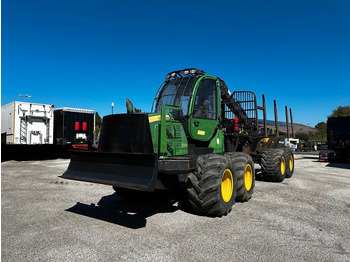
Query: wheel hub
221,169,233,202
281,156,286,175
244,164,253,191
289,155,293,171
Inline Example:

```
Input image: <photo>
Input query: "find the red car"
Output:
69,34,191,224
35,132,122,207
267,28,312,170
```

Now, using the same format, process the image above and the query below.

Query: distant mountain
258,120,316,134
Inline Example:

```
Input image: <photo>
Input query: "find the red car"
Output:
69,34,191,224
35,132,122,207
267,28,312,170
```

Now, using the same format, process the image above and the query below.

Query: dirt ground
1,154,350,262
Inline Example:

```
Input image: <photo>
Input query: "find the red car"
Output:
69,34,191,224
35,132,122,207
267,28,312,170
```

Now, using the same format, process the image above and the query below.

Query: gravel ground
1,154,350,262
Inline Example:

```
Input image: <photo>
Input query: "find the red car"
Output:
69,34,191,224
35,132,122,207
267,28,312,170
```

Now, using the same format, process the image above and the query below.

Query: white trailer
1,101,54,144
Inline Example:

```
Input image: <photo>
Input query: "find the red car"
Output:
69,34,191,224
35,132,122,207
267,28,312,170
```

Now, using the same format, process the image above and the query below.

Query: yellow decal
149,115,161,123
261,138,269,143
148,115,170,123
197,130,205,136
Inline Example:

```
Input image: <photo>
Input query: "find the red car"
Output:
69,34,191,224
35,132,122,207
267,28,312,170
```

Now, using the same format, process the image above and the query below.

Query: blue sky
2,0,350,127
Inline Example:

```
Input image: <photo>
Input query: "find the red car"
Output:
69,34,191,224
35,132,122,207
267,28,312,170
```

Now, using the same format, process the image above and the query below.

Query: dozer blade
60,151,157,191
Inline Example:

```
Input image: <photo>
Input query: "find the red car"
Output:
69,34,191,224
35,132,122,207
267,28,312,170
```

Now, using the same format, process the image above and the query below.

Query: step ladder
20,117,28,144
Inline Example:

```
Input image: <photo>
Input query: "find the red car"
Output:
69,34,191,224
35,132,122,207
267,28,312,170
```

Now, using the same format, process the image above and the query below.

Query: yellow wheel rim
289,155,293,172
281,156,286,175
221,169,233,203
244,164,253,191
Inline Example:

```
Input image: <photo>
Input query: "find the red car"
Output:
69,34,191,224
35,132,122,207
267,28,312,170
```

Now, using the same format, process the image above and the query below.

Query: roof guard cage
165,68,205,80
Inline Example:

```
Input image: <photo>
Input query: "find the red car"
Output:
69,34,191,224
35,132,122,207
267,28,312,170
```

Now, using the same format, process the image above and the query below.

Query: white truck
1,101,54,144
283,138,299,152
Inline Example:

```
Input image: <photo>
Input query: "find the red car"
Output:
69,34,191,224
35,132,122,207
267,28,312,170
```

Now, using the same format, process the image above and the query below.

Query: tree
295,132,312,141
95,112,102,143
315,121,326,132
314,121,327,139
295,105,350,142
295,121,327,141
329,106,350,117
95,112,102,127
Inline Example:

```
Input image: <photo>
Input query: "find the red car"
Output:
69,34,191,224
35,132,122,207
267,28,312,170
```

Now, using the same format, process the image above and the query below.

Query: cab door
189,76,220,141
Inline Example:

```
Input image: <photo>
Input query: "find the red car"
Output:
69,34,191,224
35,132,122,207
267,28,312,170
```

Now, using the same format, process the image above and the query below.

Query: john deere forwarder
61,68,295,217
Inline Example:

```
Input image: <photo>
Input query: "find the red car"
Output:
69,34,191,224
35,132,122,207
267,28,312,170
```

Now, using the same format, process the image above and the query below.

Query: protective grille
222,91,259,135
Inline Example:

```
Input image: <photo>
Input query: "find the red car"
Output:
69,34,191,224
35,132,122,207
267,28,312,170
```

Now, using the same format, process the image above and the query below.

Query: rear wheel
283,148,294,178
187,154,237,217
261,148,286,182
226,152,255,202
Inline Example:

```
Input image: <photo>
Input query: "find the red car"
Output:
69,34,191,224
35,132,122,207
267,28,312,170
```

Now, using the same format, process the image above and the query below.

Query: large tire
261,148,286,182
283,148,295,178
226,152,255,202
187,154,237,217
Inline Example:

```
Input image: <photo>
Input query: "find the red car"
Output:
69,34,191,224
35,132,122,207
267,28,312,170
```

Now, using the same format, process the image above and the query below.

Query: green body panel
164,122,188,156
189,118,218,141
208,129,225,153
148,113,161,154
148,107,188,157
188,75,221,141
149,74,225,157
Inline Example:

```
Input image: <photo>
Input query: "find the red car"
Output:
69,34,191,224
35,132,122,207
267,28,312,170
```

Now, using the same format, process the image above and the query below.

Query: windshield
154,76,197,116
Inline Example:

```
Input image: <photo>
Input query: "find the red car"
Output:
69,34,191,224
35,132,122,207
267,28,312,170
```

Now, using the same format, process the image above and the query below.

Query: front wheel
187,154,237,217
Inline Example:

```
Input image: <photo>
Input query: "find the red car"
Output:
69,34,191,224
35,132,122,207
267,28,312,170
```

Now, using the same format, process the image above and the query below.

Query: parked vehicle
1,103,95,160
61,68,296,217
1,101,54,144
324,116,350,161
54,107,95,150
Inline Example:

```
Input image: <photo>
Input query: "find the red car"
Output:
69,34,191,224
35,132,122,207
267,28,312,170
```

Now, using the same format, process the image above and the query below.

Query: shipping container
54,107,95,146
1,101,54,144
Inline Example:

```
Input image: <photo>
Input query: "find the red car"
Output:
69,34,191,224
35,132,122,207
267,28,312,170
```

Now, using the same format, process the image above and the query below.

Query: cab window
193,79,217,120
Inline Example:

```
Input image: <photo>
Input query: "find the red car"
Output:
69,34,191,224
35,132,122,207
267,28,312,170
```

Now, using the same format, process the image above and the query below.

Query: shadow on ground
311,158,350,169
254,168,294,183
1,144,70,162
66,192,183,229
326,162,350,169
299,156,319,160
